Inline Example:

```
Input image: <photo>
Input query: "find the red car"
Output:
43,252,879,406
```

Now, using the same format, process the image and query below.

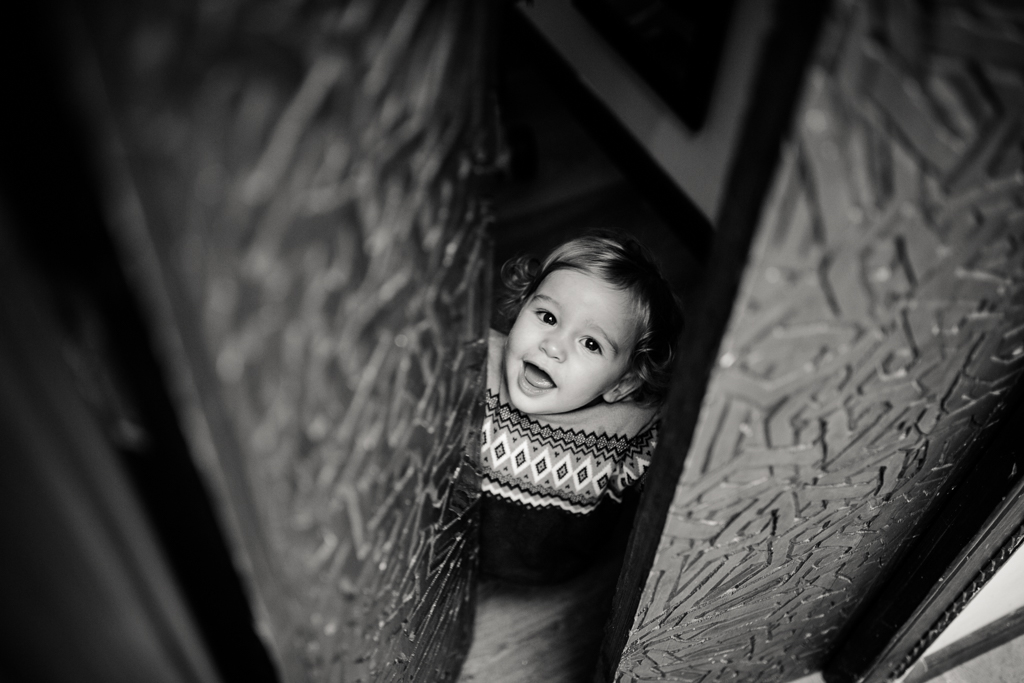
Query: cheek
599,360,630,390
505,330,531,366
504,326,522,354
507,318,533,348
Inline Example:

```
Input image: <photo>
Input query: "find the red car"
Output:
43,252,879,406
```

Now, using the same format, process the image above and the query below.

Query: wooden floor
900,631,1024,683
457,557,622,683
921,634,1024,683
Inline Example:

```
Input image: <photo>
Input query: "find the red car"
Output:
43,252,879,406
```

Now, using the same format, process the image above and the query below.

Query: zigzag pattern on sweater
481,478,595,515
485,393,653,463
480,390,656,515
483,459,604,504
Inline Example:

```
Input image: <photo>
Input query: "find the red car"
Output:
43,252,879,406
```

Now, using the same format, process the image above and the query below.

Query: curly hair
496,230,684,406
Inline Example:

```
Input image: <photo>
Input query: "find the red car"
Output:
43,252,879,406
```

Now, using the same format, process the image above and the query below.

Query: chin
509,392,543,415
507,392,547,416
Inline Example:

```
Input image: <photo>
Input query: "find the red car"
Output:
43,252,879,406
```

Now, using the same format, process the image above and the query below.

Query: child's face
504,268,640,416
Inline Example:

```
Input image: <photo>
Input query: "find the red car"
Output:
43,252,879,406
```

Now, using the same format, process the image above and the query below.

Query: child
479,231,683,583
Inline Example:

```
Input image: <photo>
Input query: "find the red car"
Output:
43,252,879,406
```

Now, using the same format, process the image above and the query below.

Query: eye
537,310,556,325
582,337,602,354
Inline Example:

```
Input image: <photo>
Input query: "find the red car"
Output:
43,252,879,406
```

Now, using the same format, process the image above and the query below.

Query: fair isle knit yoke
481,330,659,516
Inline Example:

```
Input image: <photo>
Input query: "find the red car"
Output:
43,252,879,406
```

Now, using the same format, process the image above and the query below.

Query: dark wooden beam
501,8,714,262
904,605,1024,683
594,0,828,679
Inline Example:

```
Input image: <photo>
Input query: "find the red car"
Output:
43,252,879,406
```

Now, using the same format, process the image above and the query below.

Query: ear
603,373,642,403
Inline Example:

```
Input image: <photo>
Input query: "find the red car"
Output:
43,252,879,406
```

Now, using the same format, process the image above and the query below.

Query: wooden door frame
823,387,1024,682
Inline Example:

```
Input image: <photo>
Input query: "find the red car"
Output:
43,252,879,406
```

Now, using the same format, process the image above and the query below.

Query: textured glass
80,0,493,680
619,0,1024,680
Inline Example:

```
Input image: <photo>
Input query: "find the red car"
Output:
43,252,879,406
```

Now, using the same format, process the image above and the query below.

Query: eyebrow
532,293,621,356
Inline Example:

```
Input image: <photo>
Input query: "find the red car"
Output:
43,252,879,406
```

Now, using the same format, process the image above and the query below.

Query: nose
540,333,564,361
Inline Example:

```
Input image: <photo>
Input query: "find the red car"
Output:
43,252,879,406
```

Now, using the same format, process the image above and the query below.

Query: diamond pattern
480,390,657,514
509,442,532,475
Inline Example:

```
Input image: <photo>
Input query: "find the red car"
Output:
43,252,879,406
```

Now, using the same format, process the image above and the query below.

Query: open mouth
523,361,556,390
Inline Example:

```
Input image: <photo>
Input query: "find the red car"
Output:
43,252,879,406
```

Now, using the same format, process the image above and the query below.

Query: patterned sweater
479,329,659,583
